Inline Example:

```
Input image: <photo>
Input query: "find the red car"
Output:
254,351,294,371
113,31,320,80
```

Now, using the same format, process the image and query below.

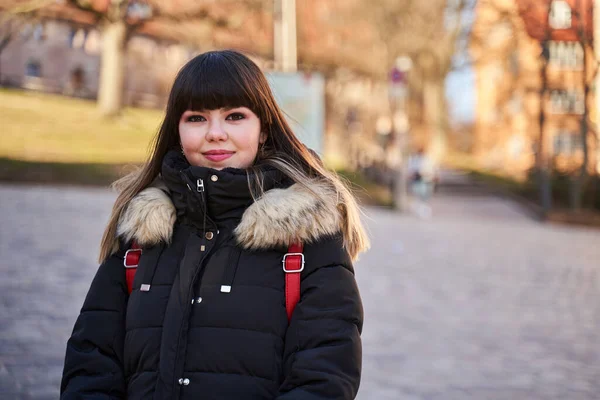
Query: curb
469,175,600,229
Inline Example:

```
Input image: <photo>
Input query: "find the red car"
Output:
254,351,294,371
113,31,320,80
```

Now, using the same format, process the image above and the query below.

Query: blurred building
0,6,195,108
471,0,597,178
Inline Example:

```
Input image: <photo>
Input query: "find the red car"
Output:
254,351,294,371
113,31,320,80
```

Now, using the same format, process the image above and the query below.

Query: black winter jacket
61,151,364,399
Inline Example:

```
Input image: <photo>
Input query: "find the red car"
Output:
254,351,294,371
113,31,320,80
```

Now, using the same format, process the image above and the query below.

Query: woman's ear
259,132,267,144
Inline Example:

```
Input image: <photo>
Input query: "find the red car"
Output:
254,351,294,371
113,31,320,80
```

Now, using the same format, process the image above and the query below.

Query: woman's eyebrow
221,106,245,111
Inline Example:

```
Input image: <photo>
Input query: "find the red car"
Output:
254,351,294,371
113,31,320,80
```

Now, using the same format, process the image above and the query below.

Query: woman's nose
206,120,228,141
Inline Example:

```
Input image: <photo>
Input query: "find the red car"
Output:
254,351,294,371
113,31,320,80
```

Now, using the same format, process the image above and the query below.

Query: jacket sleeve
277,264,364,399
60,251,128,399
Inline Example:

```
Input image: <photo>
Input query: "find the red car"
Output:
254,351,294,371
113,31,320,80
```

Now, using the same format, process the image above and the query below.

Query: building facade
0,15,195,109
472,0,598,178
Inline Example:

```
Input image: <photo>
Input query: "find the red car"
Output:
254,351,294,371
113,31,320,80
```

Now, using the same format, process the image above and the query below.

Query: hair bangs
174,53,260,117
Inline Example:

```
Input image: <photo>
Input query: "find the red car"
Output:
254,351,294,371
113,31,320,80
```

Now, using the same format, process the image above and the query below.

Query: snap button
196,297,202,303
178,377,190,386
205,232,214,240
211,174,218,182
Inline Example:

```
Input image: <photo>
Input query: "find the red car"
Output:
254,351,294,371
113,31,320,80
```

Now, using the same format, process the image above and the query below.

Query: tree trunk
98,20,127,117
571,89,589,211
570,21,591,211
423,78,447,163
0,33,15,82
595,0,600,198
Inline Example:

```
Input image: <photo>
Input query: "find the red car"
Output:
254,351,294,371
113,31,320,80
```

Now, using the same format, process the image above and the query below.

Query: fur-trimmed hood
117,177,343,251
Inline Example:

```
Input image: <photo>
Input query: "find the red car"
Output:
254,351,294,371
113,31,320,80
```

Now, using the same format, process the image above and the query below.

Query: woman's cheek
180,126,202,150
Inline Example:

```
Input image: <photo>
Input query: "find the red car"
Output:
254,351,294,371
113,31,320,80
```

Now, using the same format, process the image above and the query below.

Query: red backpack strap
283,243,304,322
124,241,142,294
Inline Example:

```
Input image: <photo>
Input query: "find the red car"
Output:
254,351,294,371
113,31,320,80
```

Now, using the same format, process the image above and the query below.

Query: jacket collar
117,152,343,250
160,150,288,231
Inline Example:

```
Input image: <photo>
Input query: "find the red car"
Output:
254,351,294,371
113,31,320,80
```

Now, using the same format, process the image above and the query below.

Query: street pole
274,0,298,72
594,0,600,174
539,41,552,213
389,56,412,211
391,97,409,211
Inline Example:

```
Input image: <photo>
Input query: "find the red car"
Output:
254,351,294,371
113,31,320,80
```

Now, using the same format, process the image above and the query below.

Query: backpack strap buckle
124,248,142,268
282,252,304,273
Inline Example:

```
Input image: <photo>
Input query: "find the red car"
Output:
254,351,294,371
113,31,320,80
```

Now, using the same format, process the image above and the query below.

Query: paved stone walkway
0,182,599,399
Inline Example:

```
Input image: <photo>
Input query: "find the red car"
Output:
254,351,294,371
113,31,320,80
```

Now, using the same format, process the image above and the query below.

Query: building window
68,27,76,45
549,0,572,30
84,30,101,54
69,28,87,49
127,1,152,19
549,41,584,69
33,23,45,41
20,23,32,39
550,90,584,114
554,131,582,155
25,60,42,77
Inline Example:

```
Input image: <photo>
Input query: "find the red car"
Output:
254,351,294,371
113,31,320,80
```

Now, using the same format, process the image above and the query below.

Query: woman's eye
187,115,205,122
226,113,245,121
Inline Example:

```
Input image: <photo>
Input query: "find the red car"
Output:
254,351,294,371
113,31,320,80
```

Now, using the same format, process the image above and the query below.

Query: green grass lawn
0,88,162,164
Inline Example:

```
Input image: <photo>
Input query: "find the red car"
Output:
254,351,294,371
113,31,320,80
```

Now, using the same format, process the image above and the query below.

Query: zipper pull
197,179,205,192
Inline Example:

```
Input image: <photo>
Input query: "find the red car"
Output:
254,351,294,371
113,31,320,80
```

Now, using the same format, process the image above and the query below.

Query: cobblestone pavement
1,183,599,399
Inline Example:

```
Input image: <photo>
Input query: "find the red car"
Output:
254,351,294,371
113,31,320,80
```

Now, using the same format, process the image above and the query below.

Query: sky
446,67,476,124
444,0,476,125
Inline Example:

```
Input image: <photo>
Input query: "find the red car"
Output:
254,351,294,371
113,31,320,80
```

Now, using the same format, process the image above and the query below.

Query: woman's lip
203,150,234,155
203,153,234,162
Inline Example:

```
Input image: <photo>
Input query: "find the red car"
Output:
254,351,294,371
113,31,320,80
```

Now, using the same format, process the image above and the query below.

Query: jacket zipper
173,243,214,398
179,172,217,228
173,174,216,398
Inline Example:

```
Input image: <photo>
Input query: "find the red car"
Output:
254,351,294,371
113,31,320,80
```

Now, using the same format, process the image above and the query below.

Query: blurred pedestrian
408,147,438,219
61,50,369,399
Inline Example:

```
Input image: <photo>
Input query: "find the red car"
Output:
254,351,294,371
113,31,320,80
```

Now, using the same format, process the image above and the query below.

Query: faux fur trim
117,186,176,247
117,179,342,249
234,180,341,249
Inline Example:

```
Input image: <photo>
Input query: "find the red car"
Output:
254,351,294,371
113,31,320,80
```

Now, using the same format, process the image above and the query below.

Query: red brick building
472,0,598,177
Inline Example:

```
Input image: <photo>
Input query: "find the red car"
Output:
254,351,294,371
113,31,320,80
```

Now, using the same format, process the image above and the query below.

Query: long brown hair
99,50,369,262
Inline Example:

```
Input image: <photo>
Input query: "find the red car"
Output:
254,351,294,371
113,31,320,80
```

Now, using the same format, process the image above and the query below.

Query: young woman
61,50,369,400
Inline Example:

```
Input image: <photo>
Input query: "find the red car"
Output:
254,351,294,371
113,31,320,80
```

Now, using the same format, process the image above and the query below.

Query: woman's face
179,107,265,169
